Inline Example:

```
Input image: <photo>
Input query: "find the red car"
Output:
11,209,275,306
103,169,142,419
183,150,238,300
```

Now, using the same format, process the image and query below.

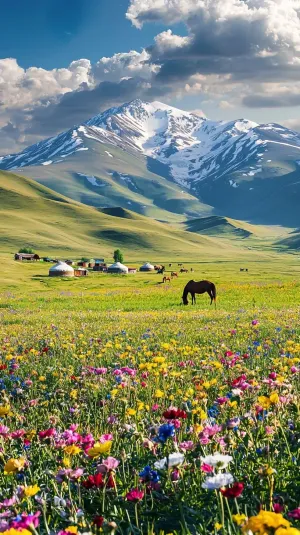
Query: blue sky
0,0,300,153
0,0,179,69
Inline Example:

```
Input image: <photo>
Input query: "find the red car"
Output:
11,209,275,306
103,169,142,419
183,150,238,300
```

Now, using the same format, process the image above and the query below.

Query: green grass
0,170,252,261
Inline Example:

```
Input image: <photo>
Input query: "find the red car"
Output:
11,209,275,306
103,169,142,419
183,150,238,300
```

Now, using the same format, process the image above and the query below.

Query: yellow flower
232,514,247,526
258,396,272,409
64,445,81,456
215,523,223,531
276,528,300,535
243,511,291,534
270,392,279,404
63,457,71,468
4,458,26,474
24,485,40,497
155,389,164,398
0,406,11,417
65,527,78,534
2,529,32,535
25,430,36,441
87,441,112,458
126,408,137,416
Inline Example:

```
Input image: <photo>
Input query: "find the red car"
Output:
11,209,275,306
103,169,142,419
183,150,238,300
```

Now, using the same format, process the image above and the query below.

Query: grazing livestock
180,268,189,273
182,280,217,308
163,276,171,283
171,272,178,278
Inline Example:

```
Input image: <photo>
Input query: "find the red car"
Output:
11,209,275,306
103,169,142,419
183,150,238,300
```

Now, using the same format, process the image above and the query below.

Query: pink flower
200,437,211,445
288,508,300,520
201,464,214,473
0,496,17,509
126,488,144,502
291,366,298,373
0,426,9,438
179,441,194,451
273,503,284,513
151,404,159,411
265,426,275,436
252,320,259,325
97,457,120,473
11,511,40,529
171,469,180,481
217,397,229,405
99,433,113,443
11,430,25,439
38,428,56,440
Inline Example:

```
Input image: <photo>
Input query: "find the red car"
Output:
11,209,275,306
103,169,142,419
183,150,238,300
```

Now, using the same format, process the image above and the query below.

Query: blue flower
208,406,219,418
156,423,175,443
139,465,160,483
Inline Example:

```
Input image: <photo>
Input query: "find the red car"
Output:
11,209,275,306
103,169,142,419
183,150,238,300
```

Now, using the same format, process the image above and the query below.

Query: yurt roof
49,261,74,273
141,262,154,269
108,262,128,271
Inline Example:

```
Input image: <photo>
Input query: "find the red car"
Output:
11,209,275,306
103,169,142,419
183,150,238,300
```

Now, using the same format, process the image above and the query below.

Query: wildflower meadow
0,266,299,535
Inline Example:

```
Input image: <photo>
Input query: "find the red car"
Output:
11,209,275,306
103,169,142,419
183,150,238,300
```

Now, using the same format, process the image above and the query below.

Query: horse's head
182,295,189,305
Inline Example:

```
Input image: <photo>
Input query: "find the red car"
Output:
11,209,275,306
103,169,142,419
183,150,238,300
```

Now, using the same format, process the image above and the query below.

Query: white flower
202,473,234,490
154,452,185,470
201,454,233,468
232,388,242,397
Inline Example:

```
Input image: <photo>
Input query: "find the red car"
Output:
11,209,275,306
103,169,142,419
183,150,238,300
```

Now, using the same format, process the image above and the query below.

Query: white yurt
107,262,128,274
139,262,155,272
49,261,74,278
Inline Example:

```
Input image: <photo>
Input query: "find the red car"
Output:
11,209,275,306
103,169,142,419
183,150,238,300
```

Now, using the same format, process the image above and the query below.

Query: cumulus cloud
2,0,300,153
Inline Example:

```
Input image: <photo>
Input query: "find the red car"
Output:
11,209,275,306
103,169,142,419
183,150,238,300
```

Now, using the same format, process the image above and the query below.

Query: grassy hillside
183,216,253,238
276,229,300,250
18,139,214,222
0,170,254,263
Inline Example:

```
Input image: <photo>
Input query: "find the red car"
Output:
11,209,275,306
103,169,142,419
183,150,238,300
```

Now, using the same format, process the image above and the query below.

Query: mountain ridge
1,99,300,226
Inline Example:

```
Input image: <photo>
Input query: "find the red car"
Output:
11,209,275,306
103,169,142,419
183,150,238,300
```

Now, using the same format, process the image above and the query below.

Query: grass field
0,164,300,534
0,256,299,534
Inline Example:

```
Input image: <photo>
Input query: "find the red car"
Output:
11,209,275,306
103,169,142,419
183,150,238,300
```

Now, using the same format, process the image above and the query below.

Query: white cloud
154,30,191,53
0,58,93,111
93,49,158,82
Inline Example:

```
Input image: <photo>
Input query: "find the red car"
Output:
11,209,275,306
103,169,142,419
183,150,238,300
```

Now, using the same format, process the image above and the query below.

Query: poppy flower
220,482,244,498
163,408,187,419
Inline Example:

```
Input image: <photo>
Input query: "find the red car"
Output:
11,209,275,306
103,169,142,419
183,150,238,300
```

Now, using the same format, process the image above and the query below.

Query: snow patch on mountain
1,99,300,197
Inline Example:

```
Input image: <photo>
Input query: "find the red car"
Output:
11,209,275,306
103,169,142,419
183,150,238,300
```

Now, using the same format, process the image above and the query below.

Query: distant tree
19,247,34,254
113,249,124,263
81,257,90,262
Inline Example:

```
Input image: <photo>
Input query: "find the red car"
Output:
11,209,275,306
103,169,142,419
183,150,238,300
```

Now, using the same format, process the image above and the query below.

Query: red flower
163,409,187,419
82,473,104,489
0,364,7,370
126,488,144,502
38,428,56,440
82,473,115,490
93,516,104,527
220,482,244,499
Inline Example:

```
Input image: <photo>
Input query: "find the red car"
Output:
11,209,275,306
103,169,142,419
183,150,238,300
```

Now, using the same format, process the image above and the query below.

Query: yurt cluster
48,260,155,278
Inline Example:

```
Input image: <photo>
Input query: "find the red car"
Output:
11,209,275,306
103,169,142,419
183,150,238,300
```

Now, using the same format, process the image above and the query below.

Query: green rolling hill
0,170,244,260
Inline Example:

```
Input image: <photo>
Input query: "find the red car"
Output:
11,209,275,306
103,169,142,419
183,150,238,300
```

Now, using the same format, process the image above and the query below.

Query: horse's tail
210,282,217,307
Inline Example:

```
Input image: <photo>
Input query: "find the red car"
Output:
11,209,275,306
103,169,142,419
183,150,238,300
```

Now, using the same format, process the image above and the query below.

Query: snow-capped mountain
1,99,300,225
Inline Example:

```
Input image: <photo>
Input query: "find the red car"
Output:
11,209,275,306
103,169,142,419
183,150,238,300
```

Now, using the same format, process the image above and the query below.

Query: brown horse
182,280,217,308
163,276,171,283
171,272,178,278
180,268,189,273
